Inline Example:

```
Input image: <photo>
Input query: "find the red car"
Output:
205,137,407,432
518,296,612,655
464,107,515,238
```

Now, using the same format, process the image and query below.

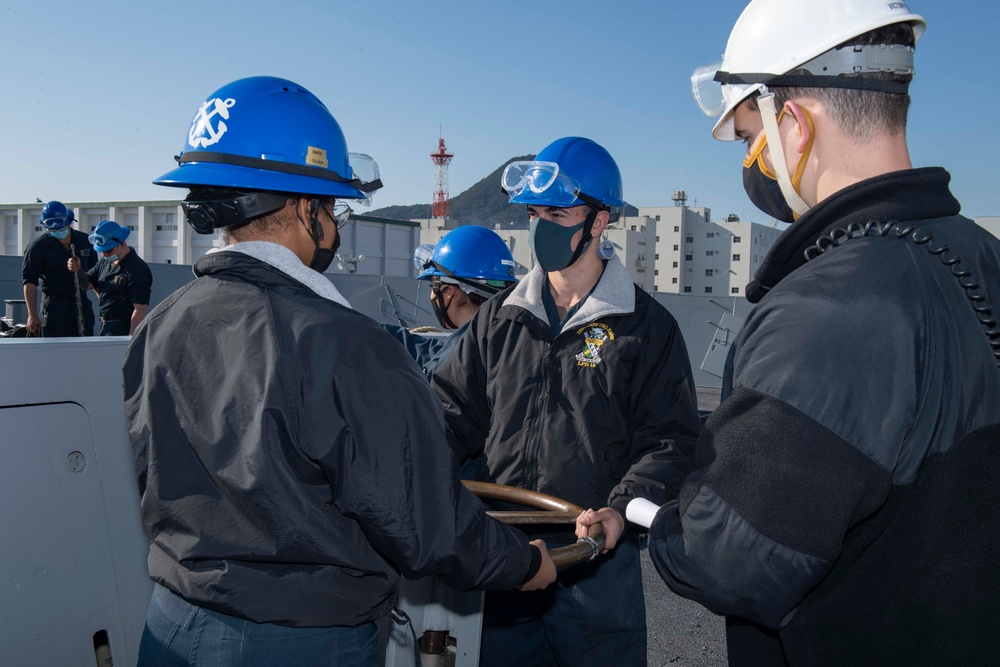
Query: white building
418,218,648,284
1,201,423,277
977,216,1000,239
637,204,783,296
4,199,793,289
418,200,784,296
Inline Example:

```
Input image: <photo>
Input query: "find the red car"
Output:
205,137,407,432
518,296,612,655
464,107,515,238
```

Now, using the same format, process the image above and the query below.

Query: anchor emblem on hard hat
188,97,237,149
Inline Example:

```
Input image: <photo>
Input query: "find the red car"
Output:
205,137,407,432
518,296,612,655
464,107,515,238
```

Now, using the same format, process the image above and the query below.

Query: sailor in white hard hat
580,2,1000,665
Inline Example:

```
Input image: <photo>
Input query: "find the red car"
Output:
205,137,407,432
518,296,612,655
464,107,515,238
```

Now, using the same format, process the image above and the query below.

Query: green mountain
369,156,640,229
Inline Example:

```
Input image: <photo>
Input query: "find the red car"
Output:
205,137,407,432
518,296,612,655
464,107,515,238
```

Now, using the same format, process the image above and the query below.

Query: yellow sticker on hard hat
306,146,328,168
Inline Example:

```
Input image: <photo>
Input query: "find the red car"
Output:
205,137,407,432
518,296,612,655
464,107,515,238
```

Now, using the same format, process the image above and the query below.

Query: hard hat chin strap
757,93,811,217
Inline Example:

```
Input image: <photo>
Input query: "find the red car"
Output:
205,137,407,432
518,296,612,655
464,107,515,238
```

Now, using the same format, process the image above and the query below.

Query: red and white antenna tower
430,134,453,219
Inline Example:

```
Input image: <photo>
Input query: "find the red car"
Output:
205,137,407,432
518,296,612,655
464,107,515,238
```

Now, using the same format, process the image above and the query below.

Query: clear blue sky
2,0,998,221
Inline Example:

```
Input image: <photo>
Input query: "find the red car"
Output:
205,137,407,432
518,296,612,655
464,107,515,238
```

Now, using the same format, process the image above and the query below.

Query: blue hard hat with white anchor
154,76,381,201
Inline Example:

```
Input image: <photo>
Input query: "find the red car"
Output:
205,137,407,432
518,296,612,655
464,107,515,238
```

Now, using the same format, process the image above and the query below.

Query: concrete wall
1,255,747,388
1,255,440,330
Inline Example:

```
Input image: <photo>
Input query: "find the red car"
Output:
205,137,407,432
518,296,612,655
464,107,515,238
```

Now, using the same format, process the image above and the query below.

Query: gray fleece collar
208,241,352,309
505,257,635,335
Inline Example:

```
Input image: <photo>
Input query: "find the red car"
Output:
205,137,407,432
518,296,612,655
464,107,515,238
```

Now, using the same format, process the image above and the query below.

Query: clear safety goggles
413,244,435,273
501,161,587,207
41,215,73,229
348,152,380,206
88,232,122,247
691,61,760,118
328,201,354,227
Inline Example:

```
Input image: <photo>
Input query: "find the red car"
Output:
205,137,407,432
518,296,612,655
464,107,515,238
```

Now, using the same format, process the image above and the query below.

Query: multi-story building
977,216,1000,239
603,220,655,292
419,197,785,296
636,198,783,296
3,198,859,295
418,217,653,287
1,201,422,277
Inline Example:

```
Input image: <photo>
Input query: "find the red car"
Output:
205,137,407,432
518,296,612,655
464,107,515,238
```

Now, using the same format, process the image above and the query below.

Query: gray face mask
528,216,591,272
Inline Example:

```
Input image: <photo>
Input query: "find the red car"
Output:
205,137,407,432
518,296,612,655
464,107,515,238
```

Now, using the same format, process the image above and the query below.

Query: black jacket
432,257,700,520
123,247,533,628
22,229,95,299
86,248,152,321
648,168,1000,665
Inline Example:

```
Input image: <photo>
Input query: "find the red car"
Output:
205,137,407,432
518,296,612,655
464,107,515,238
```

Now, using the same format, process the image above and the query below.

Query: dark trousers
99,317,130,336
725,617,788,667
480,536,647,667
41,297,94,337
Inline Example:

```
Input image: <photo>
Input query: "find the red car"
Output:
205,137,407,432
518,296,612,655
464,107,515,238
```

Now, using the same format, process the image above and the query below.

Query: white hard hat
692,0,927,141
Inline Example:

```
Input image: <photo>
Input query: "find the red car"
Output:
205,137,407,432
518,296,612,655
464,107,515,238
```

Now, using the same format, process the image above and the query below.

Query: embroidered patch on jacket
575,323,614,367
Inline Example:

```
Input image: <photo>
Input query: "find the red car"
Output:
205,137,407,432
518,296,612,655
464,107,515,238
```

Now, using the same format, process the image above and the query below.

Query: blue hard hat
154,76,379,199
39,201,75,229
418,226,517,295
89,220,130,252
502,137,624,208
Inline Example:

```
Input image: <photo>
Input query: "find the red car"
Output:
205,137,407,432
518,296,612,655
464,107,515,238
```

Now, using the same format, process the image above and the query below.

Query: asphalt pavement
643,384,727,667
642,542,727,666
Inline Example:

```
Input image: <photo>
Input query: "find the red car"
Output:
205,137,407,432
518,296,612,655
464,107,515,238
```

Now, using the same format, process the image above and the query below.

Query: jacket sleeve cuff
520,544,542,585
609,494,632,520
649,500,681,540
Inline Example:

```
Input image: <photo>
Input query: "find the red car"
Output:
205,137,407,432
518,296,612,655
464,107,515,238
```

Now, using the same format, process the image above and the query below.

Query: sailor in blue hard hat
88,220,130,255
501,136,626,275
383,225,517,383
125,76,555,667
430,137,701,667
67,220,152,335
417,225,517,330
39,200,76,235
21,200,97,336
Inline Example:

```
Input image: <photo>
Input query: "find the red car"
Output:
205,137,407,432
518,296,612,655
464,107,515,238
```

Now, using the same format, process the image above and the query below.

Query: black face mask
743,161,796,223
309,245,338,273
309,227,340,272
306,200,341,272
430,284,458,330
